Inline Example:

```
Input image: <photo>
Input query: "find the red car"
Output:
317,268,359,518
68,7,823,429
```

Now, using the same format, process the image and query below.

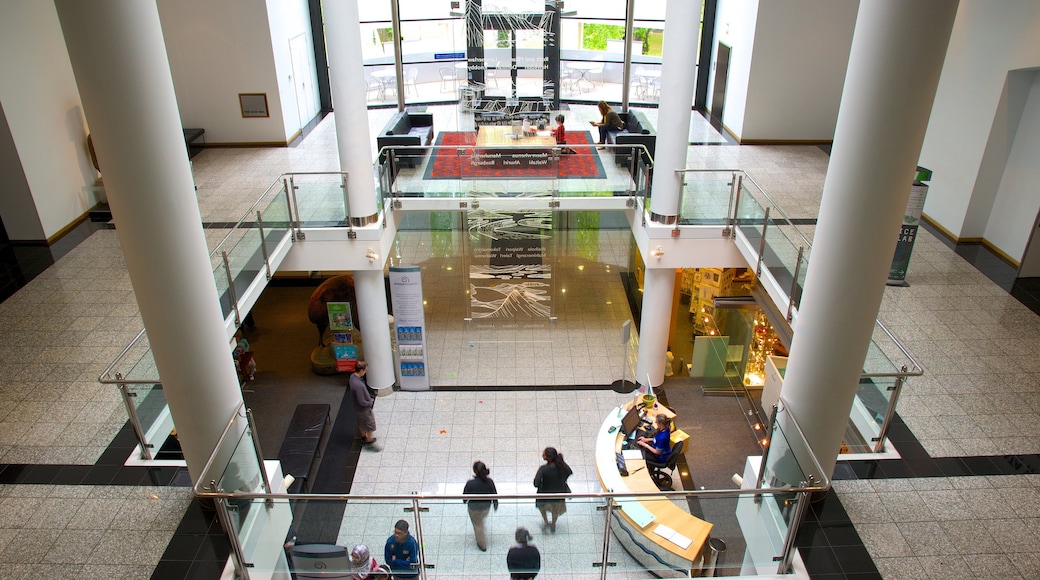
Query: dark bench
376,112,434,177
276,404,331,493
606,110,656,173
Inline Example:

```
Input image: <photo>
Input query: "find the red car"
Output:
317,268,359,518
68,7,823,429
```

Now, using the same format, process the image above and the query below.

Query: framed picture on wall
239,93,269,118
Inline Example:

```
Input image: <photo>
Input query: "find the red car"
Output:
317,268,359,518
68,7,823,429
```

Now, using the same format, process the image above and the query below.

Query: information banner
389,266,430,391
888,167,932,286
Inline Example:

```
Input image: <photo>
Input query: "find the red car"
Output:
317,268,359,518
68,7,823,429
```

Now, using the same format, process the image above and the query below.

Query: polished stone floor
0,105,1038,579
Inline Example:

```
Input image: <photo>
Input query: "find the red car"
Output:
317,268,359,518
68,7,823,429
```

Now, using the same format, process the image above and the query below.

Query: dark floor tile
876,460,913,479
81,464,120,485
111,468,149,486
161,534,205,561
959,455,1000,475
818,522,864,547
847,461,882,479
53,465,92,485
150,559,191,580
195,534,232,561
25,463,65,484
185,559,227,580
144,467,182,486
808,492,849,525
799,545,843,575
833,545,879,575
175,507,218,535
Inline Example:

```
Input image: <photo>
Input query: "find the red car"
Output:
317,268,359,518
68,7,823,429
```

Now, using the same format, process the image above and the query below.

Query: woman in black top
462,460,498,551
590,100,624,147
533,447,572,533
506,527,540,579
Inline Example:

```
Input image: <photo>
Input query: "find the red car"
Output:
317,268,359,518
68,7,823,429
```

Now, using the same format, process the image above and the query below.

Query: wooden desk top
596,406,711,564
476,125,557,148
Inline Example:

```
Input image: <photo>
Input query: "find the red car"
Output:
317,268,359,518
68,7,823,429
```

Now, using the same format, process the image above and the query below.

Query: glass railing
195,394,828,580
378,142,649,202
287,172,352,227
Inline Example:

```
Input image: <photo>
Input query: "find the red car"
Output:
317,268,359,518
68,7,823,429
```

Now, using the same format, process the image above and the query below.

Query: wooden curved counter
595,403,712,577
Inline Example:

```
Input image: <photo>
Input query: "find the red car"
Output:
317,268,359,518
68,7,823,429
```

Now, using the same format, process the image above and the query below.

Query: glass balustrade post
411,496,430,579
788,246,805,321
221,251,241,327
245,409,272,505
340,172,352,233
874,366,907,453
726,172,743,237
756,207,771,277
595,497,617,578
755,404,779,503
255,210,272,280
674,169,686,230
778,477,815,575
116,372,152,460
209,481,251,579
288,175,305,241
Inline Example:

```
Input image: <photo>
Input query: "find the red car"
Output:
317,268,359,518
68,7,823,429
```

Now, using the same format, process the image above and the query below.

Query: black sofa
607,110,656,174
376,112,434,175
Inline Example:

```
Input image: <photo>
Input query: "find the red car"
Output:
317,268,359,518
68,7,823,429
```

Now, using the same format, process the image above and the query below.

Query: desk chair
646,438,685,490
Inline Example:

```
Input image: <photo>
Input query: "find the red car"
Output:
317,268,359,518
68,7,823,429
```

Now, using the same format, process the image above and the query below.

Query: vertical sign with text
389,266,430,391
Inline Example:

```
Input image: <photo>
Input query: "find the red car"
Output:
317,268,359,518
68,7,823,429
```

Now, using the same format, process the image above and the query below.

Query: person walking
533,447,572,533
349,361,377,444
462,460,499,551
506,527,541,579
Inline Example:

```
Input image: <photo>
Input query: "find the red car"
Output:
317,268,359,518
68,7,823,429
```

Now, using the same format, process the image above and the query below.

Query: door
289,34,318,129
711,42,730,125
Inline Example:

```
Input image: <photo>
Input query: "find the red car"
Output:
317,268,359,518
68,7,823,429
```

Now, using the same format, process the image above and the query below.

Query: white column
647,0,699,224
781,0,959,478
54,0,244,480
325,2,395,391
635,268,676,389
354,270,395,391
325,0,378,223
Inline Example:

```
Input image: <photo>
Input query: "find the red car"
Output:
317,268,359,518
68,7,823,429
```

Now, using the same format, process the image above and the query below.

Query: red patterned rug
423,130,605,179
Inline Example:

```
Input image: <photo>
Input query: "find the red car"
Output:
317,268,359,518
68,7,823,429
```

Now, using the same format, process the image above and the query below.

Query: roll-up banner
389,266,430,391
888,166,932,286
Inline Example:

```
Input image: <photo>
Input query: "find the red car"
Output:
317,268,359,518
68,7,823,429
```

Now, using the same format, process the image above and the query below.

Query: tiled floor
0,105,1039,578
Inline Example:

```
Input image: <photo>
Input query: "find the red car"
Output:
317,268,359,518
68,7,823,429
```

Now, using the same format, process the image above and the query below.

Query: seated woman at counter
636,414,671,461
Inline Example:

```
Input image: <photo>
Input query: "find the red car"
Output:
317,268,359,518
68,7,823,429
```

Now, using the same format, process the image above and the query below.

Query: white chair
439,66,456,93
485,59,499,88
405,67,419,97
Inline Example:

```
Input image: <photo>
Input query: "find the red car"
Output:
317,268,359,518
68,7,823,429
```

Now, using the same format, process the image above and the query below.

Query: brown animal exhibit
307,274,361,346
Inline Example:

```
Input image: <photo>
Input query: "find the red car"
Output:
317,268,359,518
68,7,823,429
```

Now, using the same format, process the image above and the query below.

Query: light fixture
365,248,379,262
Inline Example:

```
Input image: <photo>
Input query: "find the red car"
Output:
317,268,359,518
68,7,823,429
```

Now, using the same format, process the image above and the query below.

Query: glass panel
679,171,735,225
291,174,348,227
259,187,291,248
233,497,294,576
849,376,897,453
559,0,628,19
213,260,233,319
126,383,168,445
222,227,266,304
359,22,395,64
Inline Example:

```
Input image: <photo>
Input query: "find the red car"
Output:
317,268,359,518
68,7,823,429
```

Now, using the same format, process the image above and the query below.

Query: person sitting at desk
636,414,671,462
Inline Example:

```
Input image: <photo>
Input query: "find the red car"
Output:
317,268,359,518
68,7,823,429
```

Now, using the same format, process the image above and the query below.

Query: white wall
919,0,1040,246
0,1,100,240
741,1,857,142
712,0,856,143
983,71,1040,261
157,0,288,144
266,0,319,140
711,0,757,138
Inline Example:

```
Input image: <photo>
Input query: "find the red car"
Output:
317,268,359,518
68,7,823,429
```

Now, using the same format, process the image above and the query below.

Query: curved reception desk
596,403,713,577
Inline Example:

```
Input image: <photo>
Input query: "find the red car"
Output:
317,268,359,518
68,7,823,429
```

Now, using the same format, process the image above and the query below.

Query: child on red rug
553,114,576,154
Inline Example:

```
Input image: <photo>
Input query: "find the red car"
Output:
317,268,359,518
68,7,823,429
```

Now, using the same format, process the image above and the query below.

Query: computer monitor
290,544,352,579
620,405,642,436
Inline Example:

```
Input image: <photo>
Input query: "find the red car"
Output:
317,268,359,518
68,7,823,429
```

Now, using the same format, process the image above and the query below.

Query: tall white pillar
647,0,699,224
781,0,959,478
635,268,676,388
325,0,378,223
54,0,244,480
324,1,395,391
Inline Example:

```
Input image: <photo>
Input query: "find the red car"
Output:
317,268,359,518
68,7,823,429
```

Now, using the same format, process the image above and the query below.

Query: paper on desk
622,449,643,461
653,524,693,550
